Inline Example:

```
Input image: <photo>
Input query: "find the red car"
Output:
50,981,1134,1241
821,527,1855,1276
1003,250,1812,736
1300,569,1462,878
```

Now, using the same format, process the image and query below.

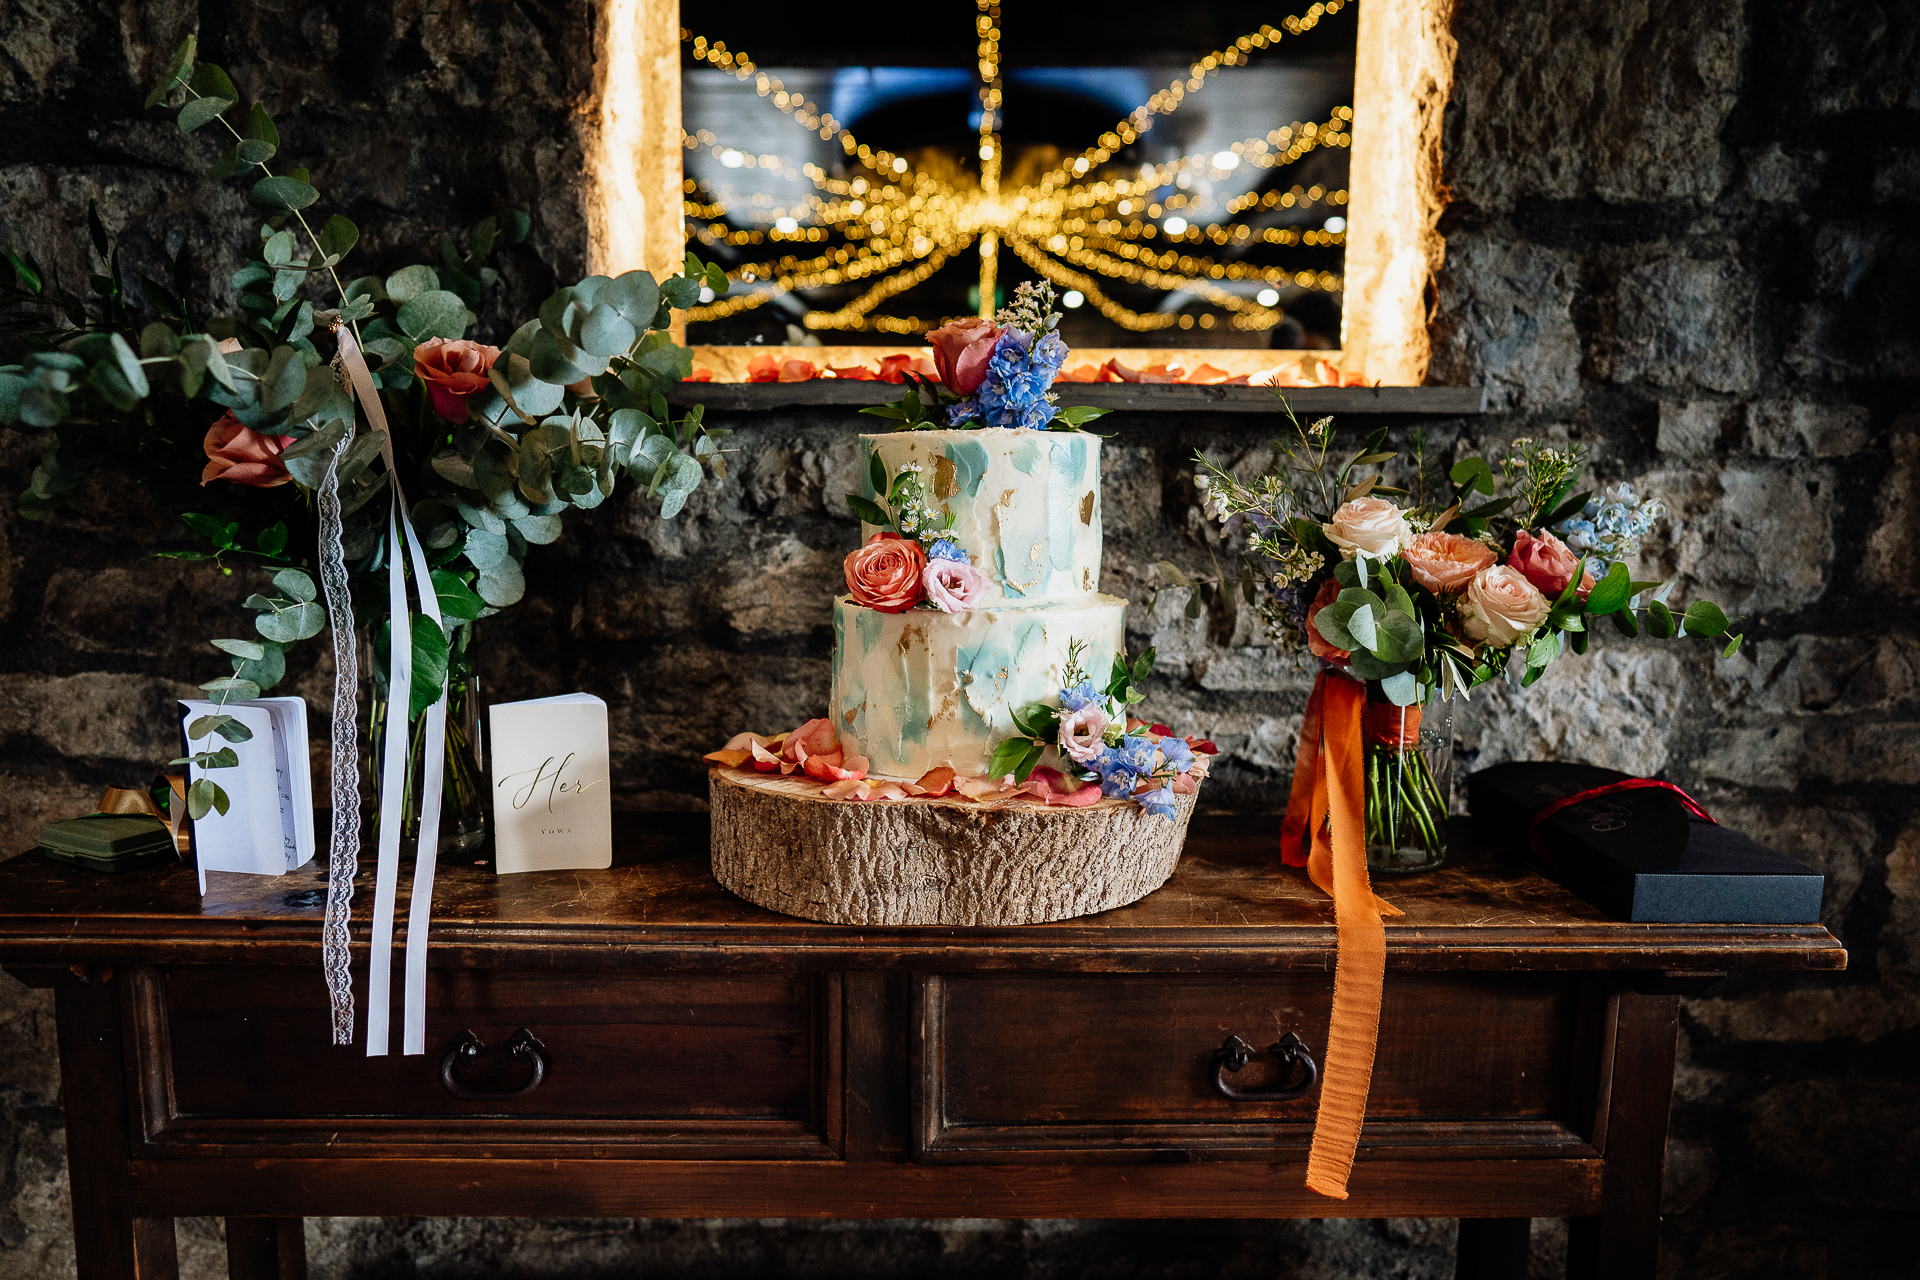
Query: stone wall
0,0,1915,1275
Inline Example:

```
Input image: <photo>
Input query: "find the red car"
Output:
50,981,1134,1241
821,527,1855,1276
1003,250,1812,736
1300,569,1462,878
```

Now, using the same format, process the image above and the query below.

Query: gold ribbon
96,775,190,856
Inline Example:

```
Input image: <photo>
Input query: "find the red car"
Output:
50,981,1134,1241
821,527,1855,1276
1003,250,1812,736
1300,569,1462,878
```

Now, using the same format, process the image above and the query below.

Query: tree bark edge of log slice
707,767,1202,926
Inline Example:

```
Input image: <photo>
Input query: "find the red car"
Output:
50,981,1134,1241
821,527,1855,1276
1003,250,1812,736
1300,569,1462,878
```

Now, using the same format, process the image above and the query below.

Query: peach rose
1508,528,1595,601
1305,578,1351,665
1461,565,1552,646
200,413,294,488
1322,496,1414,559
1404,530,1497,594
414,337,500,424
844,533,927,613
927,316,1000,394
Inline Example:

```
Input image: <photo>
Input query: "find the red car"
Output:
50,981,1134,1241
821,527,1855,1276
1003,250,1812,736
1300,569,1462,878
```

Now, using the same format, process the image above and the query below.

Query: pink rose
1058,704,1110,763
1508,528,1595,601
923,558,988,613
1322,496,1414,559
1404,530,1497,594
927,316,1000,394
1461,565,1552,646
844,533,927,613
414,337,500,424
200,412,294,488
1305,578,1351,665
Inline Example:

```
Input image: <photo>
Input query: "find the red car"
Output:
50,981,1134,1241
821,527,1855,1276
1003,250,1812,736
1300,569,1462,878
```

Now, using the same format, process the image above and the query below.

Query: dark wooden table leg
1568,991,1679,1280
1457,1218,1531,1279
54,972,178,1280
226,1218,308,1280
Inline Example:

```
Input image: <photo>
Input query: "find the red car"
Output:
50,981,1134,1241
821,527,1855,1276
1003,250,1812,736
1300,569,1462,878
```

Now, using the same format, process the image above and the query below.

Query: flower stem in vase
1361,689,1452,875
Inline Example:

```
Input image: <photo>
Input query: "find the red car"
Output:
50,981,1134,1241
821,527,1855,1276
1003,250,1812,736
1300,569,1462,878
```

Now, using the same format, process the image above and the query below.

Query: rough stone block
1657,401,1738,456
1863,423,1919,596
1427,237,1581,410
0,672,197,767
1459,646,1687,779
1710,635,1876,715
1608,257,1758,393
1743,402,1871,457
1445,0,1743,204
1655,464,1834,612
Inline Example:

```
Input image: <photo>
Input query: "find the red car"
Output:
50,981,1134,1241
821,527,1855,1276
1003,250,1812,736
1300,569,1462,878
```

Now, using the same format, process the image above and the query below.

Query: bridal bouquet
1180,404,1740,868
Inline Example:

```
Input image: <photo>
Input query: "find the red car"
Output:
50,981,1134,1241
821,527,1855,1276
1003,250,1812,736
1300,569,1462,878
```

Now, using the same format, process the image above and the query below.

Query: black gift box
1466,761,1825,924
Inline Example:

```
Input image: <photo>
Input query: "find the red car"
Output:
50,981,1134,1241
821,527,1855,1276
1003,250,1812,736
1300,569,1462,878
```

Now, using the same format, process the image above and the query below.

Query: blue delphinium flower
1556,482,1666,568
946,396,982,427
1095,758,1138,798
1112,733,1156,775
976,327,1061,431
1058,679,1102,712
1158,736,1195,774
928,539,969,563
1134,785,1178,821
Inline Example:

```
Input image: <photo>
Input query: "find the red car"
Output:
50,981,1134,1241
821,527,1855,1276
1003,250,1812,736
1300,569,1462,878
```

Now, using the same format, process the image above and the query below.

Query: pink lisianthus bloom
413,337,500,424
926,316,1000,393
1507,528,1595,601
922,558,988,613
1058,704,1110,763
201,412,294,488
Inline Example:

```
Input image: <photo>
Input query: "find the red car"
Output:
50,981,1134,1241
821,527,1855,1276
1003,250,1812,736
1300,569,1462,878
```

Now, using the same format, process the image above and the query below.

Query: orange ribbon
97,775,190,856
1279,671,1403,1200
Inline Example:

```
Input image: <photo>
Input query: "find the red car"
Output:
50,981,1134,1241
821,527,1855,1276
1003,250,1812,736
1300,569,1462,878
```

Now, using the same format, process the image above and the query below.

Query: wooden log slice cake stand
708,768,1201,925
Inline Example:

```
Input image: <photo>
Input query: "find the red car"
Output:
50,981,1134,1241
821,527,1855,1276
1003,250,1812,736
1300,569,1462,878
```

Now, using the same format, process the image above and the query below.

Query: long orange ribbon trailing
1279,671,1403,1200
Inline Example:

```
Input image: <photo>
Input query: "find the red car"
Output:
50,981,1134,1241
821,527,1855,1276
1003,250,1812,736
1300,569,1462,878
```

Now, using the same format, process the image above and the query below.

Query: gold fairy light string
680,3,1352,333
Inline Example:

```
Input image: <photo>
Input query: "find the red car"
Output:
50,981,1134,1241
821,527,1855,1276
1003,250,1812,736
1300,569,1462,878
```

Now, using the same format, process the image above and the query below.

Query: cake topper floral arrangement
860,281,1109,434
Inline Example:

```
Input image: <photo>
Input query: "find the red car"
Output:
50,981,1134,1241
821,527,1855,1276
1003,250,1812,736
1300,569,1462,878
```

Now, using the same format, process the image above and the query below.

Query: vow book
177,697,316,893
489,693,612,874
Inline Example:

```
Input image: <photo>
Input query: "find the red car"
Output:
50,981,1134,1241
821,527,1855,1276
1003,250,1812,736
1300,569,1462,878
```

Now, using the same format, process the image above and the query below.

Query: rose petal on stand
1187,736,1220,755
1172,771,1198,795
822,778,871,800
912,765,957,797
703,748,752,768
952,775,1007,801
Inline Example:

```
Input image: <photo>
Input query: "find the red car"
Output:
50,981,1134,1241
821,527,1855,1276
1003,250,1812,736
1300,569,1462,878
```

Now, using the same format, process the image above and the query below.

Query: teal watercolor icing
1047,441,1076,574
892,642,931,747
1059,433,1090,487
992,545,1025,597
856,608,884,654
1009,437,1041,474
833,605,846,687
857,441,878,502
943,437,990,497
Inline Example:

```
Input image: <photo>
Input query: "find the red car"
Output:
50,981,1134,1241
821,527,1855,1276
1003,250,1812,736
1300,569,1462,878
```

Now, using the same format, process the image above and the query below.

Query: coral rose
201,413,294,488
1461,565,1552,646
1305,578,1351,665
844,532,927,613
1322,496,1414,559
926,316,1000,394
414,337,500,424
1508,528,1595,601
1404,530,1497,594
923,558,987,613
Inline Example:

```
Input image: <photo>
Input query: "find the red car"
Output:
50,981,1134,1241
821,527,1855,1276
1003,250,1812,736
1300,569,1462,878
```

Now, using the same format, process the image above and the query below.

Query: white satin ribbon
334,326,451,1058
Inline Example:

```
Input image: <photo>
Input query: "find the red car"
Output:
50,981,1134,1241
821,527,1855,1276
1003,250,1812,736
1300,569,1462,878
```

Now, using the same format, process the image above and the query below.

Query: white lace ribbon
317,428,361,1046
334,326,451,1057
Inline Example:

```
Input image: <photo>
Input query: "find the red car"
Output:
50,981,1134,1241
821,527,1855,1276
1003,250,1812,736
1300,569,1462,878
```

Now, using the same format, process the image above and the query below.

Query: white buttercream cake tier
830,593,1127,781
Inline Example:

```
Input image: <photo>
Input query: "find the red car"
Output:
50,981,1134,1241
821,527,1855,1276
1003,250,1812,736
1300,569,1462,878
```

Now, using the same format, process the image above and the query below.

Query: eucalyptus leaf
577,302,637,358
396,289,471,341
146,34,196,108
1379,670,1421,706
463,527,509,570
210,638,265,661
1345,602,1379,651
255,600,325,643
259,344,305,412
476,556,526,607
385,263,438,304
511,513,563,545
177,95,234,133
249,175,319,213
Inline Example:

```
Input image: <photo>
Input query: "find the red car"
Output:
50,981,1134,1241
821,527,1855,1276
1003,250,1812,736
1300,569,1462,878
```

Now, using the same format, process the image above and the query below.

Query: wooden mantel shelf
666,382,1488,415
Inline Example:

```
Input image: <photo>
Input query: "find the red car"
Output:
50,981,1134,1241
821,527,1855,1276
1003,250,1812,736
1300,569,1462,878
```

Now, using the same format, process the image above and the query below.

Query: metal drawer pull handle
439,1028,548,1101
1212,1031,1318,1102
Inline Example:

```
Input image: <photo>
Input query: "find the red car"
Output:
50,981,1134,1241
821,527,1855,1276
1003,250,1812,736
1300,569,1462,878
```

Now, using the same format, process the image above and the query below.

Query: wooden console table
0,813,1843,1280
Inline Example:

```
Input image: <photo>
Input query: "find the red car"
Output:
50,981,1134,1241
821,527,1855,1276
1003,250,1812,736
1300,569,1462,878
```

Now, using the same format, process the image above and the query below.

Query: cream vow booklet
489,693,612,874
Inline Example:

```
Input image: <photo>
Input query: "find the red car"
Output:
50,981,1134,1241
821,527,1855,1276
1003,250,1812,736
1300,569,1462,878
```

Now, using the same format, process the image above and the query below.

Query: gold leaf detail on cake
933,456,956,500
1080,492,1095,524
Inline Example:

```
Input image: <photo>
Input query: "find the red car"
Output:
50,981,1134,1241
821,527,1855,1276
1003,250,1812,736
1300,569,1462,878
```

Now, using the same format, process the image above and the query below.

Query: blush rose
1322,496,1414,559
414,337,501,424
927,316,1001,394
1404,530,1497,594
844,533,927,613
201,413,294,488
922,558,988,613
1508,528,1595,601
1058,704,1111,764
1305,577,1351,665
1461,565,1552,646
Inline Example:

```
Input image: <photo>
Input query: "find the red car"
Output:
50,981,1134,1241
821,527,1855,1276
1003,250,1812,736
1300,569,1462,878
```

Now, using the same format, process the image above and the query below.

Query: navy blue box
1466,761,1825,924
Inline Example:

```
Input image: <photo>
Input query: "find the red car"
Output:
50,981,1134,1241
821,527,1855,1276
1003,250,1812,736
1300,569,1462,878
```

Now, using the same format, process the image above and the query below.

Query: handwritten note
488,694,612,874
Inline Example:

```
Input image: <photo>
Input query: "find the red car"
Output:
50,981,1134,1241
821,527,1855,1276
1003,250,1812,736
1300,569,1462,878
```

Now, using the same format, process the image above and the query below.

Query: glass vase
1361,683,1451,875
365,622,488,857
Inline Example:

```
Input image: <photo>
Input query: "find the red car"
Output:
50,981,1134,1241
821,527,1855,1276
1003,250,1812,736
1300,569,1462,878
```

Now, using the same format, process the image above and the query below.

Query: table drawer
133,966,840,1157
916,973,1598,1161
